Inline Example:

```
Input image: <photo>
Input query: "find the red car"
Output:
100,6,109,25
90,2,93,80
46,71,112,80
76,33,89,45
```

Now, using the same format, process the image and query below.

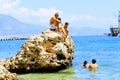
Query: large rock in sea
0,66,18,80
0,30,74,73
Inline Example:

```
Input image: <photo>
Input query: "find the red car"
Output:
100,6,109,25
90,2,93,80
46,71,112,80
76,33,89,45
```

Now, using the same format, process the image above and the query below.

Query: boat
109,11,120,36
109,27,120,36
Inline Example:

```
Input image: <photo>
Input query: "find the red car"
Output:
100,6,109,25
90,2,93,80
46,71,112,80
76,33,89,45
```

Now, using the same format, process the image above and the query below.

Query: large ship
109,27,120,36
109,12,120,36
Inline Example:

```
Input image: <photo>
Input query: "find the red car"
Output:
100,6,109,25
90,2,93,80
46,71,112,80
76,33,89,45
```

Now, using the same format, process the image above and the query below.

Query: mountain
0,14,109,37
0,14,47,37
69,26,109,36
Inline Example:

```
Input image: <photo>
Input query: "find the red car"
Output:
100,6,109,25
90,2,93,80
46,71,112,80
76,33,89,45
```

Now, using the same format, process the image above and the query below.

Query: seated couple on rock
49,12,69,40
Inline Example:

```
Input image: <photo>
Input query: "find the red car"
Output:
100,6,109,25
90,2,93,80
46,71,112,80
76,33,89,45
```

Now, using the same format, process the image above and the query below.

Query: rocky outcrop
0,66,18,80
0,30,74,73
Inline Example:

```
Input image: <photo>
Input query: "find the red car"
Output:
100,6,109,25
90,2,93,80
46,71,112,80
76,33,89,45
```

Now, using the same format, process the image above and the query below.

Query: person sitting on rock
58,22,69,42
63,22,69,42
49,12,61,31
55,17,63,32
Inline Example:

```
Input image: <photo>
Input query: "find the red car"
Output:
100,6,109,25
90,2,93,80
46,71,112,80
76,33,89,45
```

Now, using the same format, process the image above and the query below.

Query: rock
0,66,18,80
0,29,74,73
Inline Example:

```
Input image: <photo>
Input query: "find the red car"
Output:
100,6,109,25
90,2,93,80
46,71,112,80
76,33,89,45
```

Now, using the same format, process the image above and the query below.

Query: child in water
82,60,89,68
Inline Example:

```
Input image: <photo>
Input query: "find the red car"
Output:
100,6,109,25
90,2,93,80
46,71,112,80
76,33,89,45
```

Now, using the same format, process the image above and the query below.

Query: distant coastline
0,37,28,41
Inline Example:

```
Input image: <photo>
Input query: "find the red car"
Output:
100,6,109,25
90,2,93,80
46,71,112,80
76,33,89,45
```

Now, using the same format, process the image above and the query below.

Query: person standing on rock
49,12,62,31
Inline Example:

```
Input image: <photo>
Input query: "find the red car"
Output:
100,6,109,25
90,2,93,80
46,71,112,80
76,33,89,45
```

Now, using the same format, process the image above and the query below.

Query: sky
0,0,120,36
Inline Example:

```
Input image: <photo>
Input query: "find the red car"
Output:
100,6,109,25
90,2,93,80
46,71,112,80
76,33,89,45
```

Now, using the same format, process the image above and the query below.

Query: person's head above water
92,59,96,64
83,60,88,67
84,60,88,65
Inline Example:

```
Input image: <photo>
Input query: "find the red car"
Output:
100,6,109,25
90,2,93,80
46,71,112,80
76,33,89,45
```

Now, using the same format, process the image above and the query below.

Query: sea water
0,36,120,80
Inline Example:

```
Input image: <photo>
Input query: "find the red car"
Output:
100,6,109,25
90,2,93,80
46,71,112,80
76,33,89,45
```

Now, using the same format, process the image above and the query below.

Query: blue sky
0,0,120,36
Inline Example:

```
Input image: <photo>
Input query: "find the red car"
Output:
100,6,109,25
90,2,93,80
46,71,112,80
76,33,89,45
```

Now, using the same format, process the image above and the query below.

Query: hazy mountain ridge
0,14,46,37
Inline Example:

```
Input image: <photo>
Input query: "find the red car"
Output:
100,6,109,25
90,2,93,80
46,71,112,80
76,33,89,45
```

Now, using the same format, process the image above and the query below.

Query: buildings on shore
0,36,28,41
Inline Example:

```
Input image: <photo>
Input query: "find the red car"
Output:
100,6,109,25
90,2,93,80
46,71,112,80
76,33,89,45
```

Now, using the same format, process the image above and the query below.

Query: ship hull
110,27,120,36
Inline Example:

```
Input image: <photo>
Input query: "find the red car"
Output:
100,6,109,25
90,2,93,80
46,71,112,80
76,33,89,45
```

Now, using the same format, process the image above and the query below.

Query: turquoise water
0,36,120,80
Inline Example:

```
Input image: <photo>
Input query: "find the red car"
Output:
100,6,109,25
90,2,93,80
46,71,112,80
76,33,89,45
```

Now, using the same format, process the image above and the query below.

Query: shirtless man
89,59,98,71
55,18,62,31
49,12,61,31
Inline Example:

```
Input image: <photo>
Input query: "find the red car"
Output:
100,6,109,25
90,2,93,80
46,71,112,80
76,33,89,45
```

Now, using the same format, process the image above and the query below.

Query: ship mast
118,11,120,27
